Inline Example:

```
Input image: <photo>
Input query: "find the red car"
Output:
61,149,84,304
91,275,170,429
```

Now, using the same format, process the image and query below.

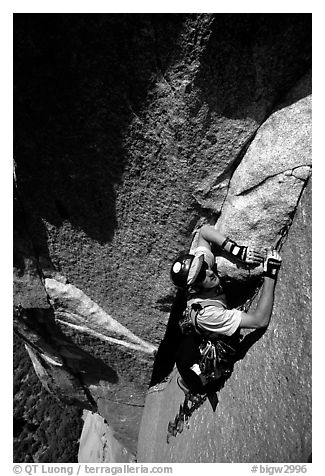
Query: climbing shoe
177,376,190,395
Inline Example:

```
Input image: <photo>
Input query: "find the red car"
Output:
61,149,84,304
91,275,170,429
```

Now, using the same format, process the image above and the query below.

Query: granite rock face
44,277,156,355
137,180,312,463
78,411,135,463
14,14,311,462
215,81,311,280
14,191,154,458
137,72,311,462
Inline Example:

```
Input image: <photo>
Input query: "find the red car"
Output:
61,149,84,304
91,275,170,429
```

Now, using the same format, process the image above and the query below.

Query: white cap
187,253,205,286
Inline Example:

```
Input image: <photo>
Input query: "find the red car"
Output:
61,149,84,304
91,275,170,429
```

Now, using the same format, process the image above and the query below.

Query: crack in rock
235,165,311,197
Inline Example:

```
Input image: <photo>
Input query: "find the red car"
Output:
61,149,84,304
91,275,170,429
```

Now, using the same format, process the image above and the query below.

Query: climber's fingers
245,247,264,264
263,249,282,278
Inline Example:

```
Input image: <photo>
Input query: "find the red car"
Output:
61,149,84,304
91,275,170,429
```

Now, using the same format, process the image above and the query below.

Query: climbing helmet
170,253,208,289
170,254,195,289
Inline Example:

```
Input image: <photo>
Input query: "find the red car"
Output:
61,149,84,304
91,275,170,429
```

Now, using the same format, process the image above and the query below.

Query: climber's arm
239,250,282,329
197,225,226,250
197,224,263,264
240,278,276,329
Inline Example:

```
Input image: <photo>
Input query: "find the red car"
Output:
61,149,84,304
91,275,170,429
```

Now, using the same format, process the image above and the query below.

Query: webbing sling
187,299,226,338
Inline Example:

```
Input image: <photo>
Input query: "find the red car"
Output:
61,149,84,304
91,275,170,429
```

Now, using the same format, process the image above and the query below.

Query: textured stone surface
214,88,311,280
78,411,135,463
137,179,311,463
13,209,153,456
14,14,312,343
44,277,156,354
13,191,50,310
14,275,155,456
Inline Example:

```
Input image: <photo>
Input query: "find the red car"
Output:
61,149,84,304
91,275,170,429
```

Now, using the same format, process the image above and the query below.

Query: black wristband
230,242,247,261
263,260,281,279
222,237,247,261
221,237,231,249
263,270,277,279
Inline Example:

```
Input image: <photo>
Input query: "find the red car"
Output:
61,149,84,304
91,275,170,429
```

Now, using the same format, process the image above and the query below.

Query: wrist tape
263,259,281,279
221,237,247,261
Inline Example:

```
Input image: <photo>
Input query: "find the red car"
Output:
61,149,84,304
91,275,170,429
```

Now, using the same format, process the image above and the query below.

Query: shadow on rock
14,306,119,407
14,14,186,245
150,289,186,387
194,14,311,123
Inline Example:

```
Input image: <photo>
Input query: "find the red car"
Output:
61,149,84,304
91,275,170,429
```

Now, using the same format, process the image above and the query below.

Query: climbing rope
167,392,207,443
167,218,293,441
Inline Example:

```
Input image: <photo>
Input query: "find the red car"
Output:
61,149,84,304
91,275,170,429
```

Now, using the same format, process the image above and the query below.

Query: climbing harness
167,223,285,442
198,337,236,382
166,300,239,441
179,300,238,384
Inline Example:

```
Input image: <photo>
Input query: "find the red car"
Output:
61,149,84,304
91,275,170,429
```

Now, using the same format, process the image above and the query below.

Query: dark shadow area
235,327,267,361
192,14,312,124
14,179,54,280
271,68,312,114
14,14,312,253
14,306,119,388
13,184,34,275
14,14,312,261
13,417,37,438
150,289,186,387
155,294,177,314
221,276,262,309
14,13,186,247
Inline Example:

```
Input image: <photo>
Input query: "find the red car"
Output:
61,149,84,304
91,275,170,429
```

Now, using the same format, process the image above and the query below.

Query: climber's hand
221,237,263,264
228,242,264,264
263,249,282,279
244,247,264,265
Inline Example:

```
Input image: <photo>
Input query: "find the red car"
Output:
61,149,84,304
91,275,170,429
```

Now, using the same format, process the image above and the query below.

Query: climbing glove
221,238,263,264
263,249,282,279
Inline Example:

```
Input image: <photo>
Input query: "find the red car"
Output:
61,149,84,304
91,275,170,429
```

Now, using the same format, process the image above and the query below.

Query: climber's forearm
254,277,276,326
240,277,276,329
198,225,263,264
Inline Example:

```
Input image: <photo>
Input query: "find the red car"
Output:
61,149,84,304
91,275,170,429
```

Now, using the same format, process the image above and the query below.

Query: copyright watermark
250,465,308,475
13,466,74,475
12,465,173,475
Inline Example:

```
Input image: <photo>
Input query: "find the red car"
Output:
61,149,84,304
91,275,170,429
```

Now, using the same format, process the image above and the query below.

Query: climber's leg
176,334,205,394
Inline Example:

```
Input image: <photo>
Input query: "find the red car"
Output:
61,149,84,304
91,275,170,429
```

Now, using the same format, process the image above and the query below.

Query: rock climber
170,224,282,395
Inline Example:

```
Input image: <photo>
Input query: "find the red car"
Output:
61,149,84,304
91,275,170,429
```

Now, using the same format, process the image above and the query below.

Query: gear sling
176,299,239,394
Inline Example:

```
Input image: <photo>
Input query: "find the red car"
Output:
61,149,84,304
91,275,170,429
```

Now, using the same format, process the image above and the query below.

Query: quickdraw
167,392,207,443
199,338,236,382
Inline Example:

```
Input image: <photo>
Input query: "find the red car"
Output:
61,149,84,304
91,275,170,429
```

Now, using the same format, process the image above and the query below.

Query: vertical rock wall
14,14,311,343
14,14,311,461
137,71,311,462
214,78,311,281
78,411,135,463
137,164,311,465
